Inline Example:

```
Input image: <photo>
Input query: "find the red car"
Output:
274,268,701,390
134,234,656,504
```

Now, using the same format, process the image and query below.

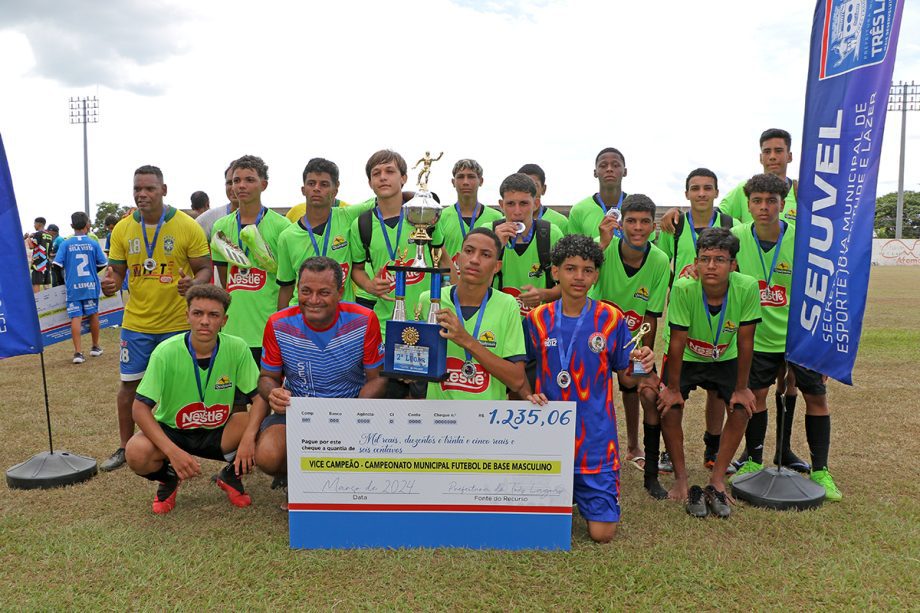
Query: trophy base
383,320,448,382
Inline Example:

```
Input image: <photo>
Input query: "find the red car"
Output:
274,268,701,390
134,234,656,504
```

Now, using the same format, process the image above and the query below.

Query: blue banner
0,134,43,359
788,0,904,385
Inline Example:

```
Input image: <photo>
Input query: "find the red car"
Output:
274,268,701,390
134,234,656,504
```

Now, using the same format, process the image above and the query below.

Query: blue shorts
66,298,98,319
260,412,286,432
573,471,621,523
119,329,182,382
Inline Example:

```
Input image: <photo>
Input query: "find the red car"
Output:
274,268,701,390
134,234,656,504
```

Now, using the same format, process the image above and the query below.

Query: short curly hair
743,173,788,199
551,234,604,269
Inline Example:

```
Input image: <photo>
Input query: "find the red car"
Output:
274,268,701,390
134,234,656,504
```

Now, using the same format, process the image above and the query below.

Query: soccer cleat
773,449,811,474
213,464,252,508
152,467,179,515
810,469,842,502
100,447,126,471
686,485,708,518
705,455,738,476
72,352,86,364
729,459,764,482
90,346,104,357
658,452,673,474
703,485,731,518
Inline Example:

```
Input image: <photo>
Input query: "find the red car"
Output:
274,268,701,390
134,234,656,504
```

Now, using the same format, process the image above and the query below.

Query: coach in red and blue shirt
252,256,386,491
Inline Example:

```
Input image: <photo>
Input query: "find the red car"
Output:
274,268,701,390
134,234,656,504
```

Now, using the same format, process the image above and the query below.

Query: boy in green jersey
518,163,568,235
431,159,503,277
125,285,265,515
212,155,291,362
656,228,761,517
656,168,737,473
590,194,670,498
730,174,840,500
567,147,627,240
276,158,375,309
419,228,528,400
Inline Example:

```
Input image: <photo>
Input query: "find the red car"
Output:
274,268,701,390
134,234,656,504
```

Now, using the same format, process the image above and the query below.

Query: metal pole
82,99,90,218
896,82,907,239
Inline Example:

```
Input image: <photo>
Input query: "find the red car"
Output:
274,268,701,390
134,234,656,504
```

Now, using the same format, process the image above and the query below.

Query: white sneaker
90,346,103,357
73,353,86,364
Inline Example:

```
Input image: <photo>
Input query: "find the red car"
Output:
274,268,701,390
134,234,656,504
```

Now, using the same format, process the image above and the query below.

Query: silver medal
143,257,157,272
512,221,526,234
605,208,622,222
461,360,477,380
711,347,720,361
556,370,571,389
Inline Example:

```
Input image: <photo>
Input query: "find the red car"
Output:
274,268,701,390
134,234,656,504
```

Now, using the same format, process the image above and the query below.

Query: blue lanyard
455,202,481,239
596,192,624,214
553,299,591,374
375,207,404,262
451,286,490,364
508,220,535,249
538,205,546,219
236,207,266,255
752,222,785,288
687,211,718,251
302,214,332,257
187,333,220,404
702,287,728,359
140,207,167,260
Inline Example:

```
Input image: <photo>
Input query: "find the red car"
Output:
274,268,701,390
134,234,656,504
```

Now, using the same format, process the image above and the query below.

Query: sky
1,0,918,231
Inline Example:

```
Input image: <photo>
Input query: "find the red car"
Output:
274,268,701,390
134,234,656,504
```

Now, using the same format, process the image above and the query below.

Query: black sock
643,422,661,481
703,431,720,458
805,414,831,471
141,461,174,483
745,411,767,464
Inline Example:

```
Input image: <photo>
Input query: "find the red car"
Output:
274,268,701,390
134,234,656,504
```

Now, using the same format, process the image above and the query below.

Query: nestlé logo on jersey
441,357,490,393
383,261,424,292
623,309,643,331
759,280,788,307
501,286,531,315
229,265,267,291
176,402,230,429
688,339,728,360
819,0,896,80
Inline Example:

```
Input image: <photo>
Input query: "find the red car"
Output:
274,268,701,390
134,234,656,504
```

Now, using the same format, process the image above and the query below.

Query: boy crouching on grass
654,228,761,518
125,285,266,514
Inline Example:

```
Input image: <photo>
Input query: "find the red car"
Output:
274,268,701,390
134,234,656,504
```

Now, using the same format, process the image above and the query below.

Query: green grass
1,268,919,610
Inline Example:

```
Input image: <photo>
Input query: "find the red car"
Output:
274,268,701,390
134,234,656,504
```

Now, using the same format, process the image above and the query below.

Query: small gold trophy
624,322,652,376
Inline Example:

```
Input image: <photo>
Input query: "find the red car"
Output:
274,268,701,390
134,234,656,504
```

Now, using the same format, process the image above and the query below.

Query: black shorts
384,378,427,399
250,347,262,367
160,424,227,462
31,270,49,285
661,355,737,404
749,352,826,395
355,296,377,310
619,365,657,393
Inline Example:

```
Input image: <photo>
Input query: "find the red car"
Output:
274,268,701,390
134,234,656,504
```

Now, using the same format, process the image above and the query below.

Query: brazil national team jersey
567,193,627,239
537,205,568,235
526,299,631,474
431,203,503,274
667,272,762,362
719,180,797,225
732,221,795,353
655,210,736,281
349,205,433,342
261,303,384,398
211,208,291,347
589,238,669,332
276,201,375,304
137,332,259,430
108,207,211,334
54,235,107,301
493,221,563,317
418,287,525,400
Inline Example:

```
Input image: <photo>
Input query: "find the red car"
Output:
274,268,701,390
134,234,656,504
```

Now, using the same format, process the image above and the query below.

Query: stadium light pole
887,81,918,239
68,96,99,218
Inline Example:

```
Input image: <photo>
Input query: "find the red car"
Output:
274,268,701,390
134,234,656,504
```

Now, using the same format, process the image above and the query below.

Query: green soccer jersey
719,181,797,226
667,272,762,363
493,221,563,317
276,201,375,304
732,221,796,353
589,238,670,333
419,286,525,400
138,332,259,430
349,206,433,342
431,203,503,274
567,193,627,239
211,208,291,347
537,205,569,235
656,211,737,282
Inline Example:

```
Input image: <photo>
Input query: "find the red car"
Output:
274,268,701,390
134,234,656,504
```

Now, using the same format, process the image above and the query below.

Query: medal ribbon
455,202,481,240
752,222,786,288
375,206,405,262
687,210,718,251
302,214,332,257
236,207,266,256
553,298,591,376
701,287,728,360
187,333,220,404
140,207,167,262
451,286,490,365
596,192,624,214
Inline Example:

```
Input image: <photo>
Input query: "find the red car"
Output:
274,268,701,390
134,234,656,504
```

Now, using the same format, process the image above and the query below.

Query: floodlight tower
69,96,99,218
887,81,918,239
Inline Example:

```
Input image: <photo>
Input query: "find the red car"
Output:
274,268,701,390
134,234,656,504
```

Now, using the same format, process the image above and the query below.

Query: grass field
1,268,918,610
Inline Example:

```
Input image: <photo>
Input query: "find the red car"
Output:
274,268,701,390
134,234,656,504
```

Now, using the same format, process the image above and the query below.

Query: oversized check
287,398,576,550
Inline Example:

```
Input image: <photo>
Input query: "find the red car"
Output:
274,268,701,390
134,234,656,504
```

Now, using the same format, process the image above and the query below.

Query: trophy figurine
382,151,452,382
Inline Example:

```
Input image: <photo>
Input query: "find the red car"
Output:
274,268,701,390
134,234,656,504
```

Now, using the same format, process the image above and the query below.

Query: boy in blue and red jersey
526,234,656,543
